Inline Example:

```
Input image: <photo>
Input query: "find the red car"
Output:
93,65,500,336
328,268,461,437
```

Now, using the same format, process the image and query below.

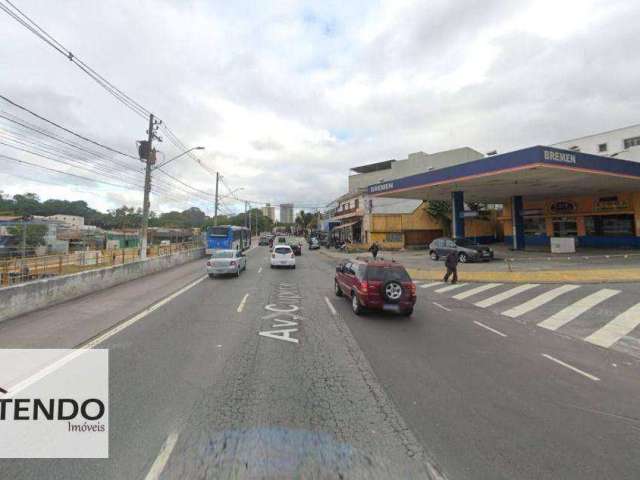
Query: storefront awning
332,220,361,230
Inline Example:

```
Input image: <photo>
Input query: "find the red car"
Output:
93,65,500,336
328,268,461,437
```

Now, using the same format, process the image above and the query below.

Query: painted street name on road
258,283,303,344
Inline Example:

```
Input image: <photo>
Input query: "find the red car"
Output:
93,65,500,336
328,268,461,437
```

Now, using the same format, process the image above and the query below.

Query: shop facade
501,192,640,248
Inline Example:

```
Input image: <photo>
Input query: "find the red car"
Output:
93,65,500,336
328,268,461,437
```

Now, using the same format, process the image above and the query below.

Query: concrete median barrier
0,248,205,323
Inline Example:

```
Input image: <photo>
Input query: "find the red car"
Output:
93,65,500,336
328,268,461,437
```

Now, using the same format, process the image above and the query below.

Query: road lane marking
473,321,507,337
434,283,467,293
420,282,442,289
258,266,263,273
144,431,179,480
541,354,600,382
237,293,249,313
585,302,640,348
453,283,502,300
502,284,580,318
538,289,620,331
474,283,539,308
432,302,451,312
5,275,207,398
324,296,337,316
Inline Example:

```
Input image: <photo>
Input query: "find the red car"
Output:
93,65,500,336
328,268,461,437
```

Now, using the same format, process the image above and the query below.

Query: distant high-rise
279,203,294,224
261,203,276,222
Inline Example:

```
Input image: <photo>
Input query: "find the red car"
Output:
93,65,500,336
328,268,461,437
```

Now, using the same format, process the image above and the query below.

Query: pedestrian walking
443,251,458,284
369,241,379,260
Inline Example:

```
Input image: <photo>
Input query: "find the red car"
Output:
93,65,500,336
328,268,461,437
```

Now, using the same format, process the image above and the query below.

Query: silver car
206,249,247,278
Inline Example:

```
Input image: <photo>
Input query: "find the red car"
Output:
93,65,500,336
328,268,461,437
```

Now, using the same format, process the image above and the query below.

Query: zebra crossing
417,280,640,357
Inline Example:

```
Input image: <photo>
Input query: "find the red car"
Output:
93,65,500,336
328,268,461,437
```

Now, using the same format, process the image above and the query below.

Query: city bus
206,225,251,254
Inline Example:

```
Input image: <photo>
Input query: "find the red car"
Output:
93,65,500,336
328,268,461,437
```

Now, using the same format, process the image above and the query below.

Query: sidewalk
318,246,640,284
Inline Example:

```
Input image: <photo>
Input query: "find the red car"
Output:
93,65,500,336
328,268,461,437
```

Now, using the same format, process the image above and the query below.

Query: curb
316,249,640,284
406,268,640,284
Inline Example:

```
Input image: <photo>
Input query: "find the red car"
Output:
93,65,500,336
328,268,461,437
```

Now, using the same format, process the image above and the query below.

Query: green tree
425,201,452,236
8,224,48,247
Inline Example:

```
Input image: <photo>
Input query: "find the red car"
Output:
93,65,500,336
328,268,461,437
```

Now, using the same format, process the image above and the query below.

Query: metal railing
0,241,202,288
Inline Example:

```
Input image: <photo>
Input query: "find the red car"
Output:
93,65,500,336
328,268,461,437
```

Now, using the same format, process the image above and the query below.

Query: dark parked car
428,237,494,263
258,236,269,246
291,243,302,256
334,259,416,316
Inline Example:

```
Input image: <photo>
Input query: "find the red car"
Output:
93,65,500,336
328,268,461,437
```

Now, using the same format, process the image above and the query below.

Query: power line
0,1,151,119
0,94,138,159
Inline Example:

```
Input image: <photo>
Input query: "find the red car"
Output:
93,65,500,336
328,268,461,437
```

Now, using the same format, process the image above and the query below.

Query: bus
206,225,251,253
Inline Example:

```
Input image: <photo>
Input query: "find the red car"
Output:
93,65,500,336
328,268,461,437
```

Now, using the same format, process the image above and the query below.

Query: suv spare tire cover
383,280,403,303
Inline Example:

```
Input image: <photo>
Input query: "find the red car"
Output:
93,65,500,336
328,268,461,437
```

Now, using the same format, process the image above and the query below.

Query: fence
0,241,202,288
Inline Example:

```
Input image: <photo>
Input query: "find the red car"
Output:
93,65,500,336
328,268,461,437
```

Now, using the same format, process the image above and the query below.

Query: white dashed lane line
144,431,180,480
432,302,451,312
324,296,337,316
473,320,507,337
237,293,249,313
541,354,600,382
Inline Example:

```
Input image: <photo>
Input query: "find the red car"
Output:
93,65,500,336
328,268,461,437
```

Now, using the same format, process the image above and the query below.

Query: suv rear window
366,266,411,282
275,247,291,254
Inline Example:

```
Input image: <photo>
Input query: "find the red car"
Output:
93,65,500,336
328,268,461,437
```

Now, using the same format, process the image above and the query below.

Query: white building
347,147,485,193
551,124,640,162
279,203,294,224
261,203,276,222
47,214,85,227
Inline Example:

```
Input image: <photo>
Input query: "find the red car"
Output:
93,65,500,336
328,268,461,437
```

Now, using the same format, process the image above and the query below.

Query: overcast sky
1,0,639,217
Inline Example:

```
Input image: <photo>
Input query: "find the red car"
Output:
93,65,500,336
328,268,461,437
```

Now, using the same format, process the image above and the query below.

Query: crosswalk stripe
474,284,539,308
538,289,620,331
434,283,468,293
452,283,502,300
502,284,580,318
585,302,640,348
419,282,443,289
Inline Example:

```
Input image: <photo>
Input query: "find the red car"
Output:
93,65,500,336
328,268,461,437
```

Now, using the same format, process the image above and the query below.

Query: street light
154,146,204,169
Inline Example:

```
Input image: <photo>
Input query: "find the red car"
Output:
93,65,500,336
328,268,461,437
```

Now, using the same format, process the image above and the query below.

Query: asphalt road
1,244,639,479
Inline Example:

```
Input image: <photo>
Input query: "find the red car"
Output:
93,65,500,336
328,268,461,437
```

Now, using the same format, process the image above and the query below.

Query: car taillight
230,261,236,266
361,282,368,293
409,283,416,296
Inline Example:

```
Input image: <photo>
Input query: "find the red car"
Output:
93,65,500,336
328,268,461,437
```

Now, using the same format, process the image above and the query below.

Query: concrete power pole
213,171,220,226
139,113,156,260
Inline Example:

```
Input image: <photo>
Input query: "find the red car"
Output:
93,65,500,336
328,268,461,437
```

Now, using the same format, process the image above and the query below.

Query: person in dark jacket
369,242,379,259
444,251,458,284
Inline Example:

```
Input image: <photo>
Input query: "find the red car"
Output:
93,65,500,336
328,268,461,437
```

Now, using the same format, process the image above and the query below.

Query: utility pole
140,113,159,260
21,220,26,259
213,171,220,226
244,201,248,228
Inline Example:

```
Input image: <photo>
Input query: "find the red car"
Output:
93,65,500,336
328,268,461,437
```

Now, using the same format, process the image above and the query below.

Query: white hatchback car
270,245,296,269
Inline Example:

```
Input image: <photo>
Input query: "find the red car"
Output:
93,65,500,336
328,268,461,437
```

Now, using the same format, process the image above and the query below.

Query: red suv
334,258,416,316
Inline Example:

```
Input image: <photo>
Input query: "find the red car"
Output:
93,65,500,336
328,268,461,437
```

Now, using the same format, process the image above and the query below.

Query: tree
8,224,48,247
425,201,451,236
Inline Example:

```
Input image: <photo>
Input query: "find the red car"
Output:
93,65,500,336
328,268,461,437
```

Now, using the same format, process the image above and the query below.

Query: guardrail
0,241,202,288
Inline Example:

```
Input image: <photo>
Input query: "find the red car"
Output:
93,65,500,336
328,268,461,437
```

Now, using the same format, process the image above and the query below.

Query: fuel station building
368,146,640,250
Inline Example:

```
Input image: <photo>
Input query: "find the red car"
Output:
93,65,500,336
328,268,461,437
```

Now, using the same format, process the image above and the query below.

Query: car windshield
454,239,477,247
211,251,234,259
366,266,411,282
274,247,291,254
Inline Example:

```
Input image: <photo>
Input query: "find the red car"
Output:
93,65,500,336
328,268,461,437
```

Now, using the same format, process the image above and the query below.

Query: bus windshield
208,227,229,237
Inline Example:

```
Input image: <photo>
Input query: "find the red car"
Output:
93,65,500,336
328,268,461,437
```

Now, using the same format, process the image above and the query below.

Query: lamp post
154,146,204,170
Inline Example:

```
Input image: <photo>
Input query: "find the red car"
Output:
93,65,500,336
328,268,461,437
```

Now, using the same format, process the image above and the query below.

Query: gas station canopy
367,146,640,202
